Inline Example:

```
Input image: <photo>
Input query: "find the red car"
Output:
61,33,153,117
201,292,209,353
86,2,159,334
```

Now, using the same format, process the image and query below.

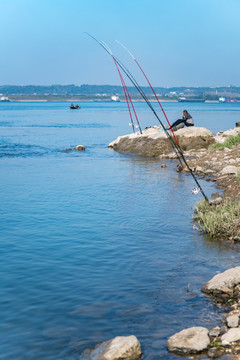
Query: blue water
1,101,240,360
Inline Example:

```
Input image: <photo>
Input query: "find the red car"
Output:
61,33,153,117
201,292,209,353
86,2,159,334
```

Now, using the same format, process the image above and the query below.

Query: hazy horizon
1,84,240,88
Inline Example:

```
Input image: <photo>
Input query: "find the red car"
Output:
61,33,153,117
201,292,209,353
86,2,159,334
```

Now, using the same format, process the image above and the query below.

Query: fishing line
101,41,141,133
115,39,180,147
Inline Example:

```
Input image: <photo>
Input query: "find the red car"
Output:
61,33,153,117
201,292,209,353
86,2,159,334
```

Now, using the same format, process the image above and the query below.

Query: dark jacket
183,113,194,126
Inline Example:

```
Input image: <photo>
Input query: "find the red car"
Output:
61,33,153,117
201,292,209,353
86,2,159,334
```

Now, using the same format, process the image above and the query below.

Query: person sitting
167,110,194,131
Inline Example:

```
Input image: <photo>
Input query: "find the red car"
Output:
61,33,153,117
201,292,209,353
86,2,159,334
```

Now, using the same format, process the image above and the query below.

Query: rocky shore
167,267,240,358
108,126,240,199
78,267,240,360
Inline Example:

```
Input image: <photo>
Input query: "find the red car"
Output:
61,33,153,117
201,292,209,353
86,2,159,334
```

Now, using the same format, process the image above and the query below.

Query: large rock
80,335,142,360
221,166,238,175
167,327,210,354
108,127,214,157
221,328,240,344
202,267,240,296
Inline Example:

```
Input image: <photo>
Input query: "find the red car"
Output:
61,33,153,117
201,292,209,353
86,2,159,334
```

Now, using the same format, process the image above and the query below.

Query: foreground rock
202,267,240,296
80,335,142,360
167,327,210,354
222,328,240,344
108,127,214,157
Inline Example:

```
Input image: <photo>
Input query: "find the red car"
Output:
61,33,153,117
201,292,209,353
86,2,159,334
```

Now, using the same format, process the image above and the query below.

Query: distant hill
1,84,240,100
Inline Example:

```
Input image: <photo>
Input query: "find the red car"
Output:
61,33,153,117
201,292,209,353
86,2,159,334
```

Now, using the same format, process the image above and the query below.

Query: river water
1,101,240,359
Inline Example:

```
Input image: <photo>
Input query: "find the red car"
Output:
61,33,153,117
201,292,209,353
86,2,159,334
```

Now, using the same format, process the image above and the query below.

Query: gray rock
221,328,240,344
209,326,221,337
161,164,167,168
220,325,229,335
80,335,142,360
74,145,85,151
211,192,220,200
209,197,222,205
221,166,238,175
196,166,204,173
202,267,240,296
167,327,210,354
207,347,224,358
226,314,239,328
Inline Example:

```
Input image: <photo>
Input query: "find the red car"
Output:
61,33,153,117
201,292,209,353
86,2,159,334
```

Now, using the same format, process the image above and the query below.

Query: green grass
211,132,240,150
194,197,240,239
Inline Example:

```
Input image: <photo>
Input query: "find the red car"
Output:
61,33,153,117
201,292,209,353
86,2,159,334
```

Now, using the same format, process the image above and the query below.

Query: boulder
74,145,85,151
202,267,240,296
80,335,142,360
236,121,240,127
221,166,238,175
108,127,214,157
167,327,210,354
226,314,239,328
221,328,240,344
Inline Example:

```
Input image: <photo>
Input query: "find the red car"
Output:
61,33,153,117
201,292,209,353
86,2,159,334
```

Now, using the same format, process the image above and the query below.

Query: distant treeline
1,84,240,99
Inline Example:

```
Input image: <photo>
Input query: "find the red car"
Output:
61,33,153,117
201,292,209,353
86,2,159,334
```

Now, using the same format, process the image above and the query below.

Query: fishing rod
115,41,209,202
86,33,191,176
85,33,208,201
100,40,142,134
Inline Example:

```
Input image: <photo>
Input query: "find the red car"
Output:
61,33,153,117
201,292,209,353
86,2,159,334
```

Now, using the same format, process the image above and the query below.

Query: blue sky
1,0,240,86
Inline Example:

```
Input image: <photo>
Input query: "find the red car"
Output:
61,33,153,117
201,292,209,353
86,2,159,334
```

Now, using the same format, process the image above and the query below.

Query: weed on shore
194,197,240,239
211,133,240,150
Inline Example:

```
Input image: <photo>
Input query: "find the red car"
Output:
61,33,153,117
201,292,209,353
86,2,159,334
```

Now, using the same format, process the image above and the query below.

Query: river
1,101,240,359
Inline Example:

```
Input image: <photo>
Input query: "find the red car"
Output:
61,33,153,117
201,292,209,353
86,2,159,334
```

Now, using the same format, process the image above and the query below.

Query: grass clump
194,197,240,239
211,132,240,150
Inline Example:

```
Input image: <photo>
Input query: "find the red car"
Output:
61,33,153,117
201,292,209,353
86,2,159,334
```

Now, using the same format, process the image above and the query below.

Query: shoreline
1,99,220,103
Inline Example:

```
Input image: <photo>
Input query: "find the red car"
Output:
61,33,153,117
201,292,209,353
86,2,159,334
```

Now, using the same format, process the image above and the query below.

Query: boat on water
219,97,240,103
178,97,205,103
111,95,120,102
70,104,81,109
0,95,10,102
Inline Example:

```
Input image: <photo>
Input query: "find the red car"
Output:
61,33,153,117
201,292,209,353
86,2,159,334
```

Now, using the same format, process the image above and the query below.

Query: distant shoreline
3,99,220,103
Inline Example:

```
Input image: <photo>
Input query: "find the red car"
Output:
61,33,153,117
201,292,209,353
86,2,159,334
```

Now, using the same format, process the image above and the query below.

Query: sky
0,0,240,87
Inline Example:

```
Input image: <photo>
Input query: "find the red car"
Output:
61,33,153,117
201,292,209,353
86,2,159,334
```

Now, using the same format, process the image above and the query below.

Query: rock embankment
186,128,240,198
108,127,214,157
168,267,240,358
